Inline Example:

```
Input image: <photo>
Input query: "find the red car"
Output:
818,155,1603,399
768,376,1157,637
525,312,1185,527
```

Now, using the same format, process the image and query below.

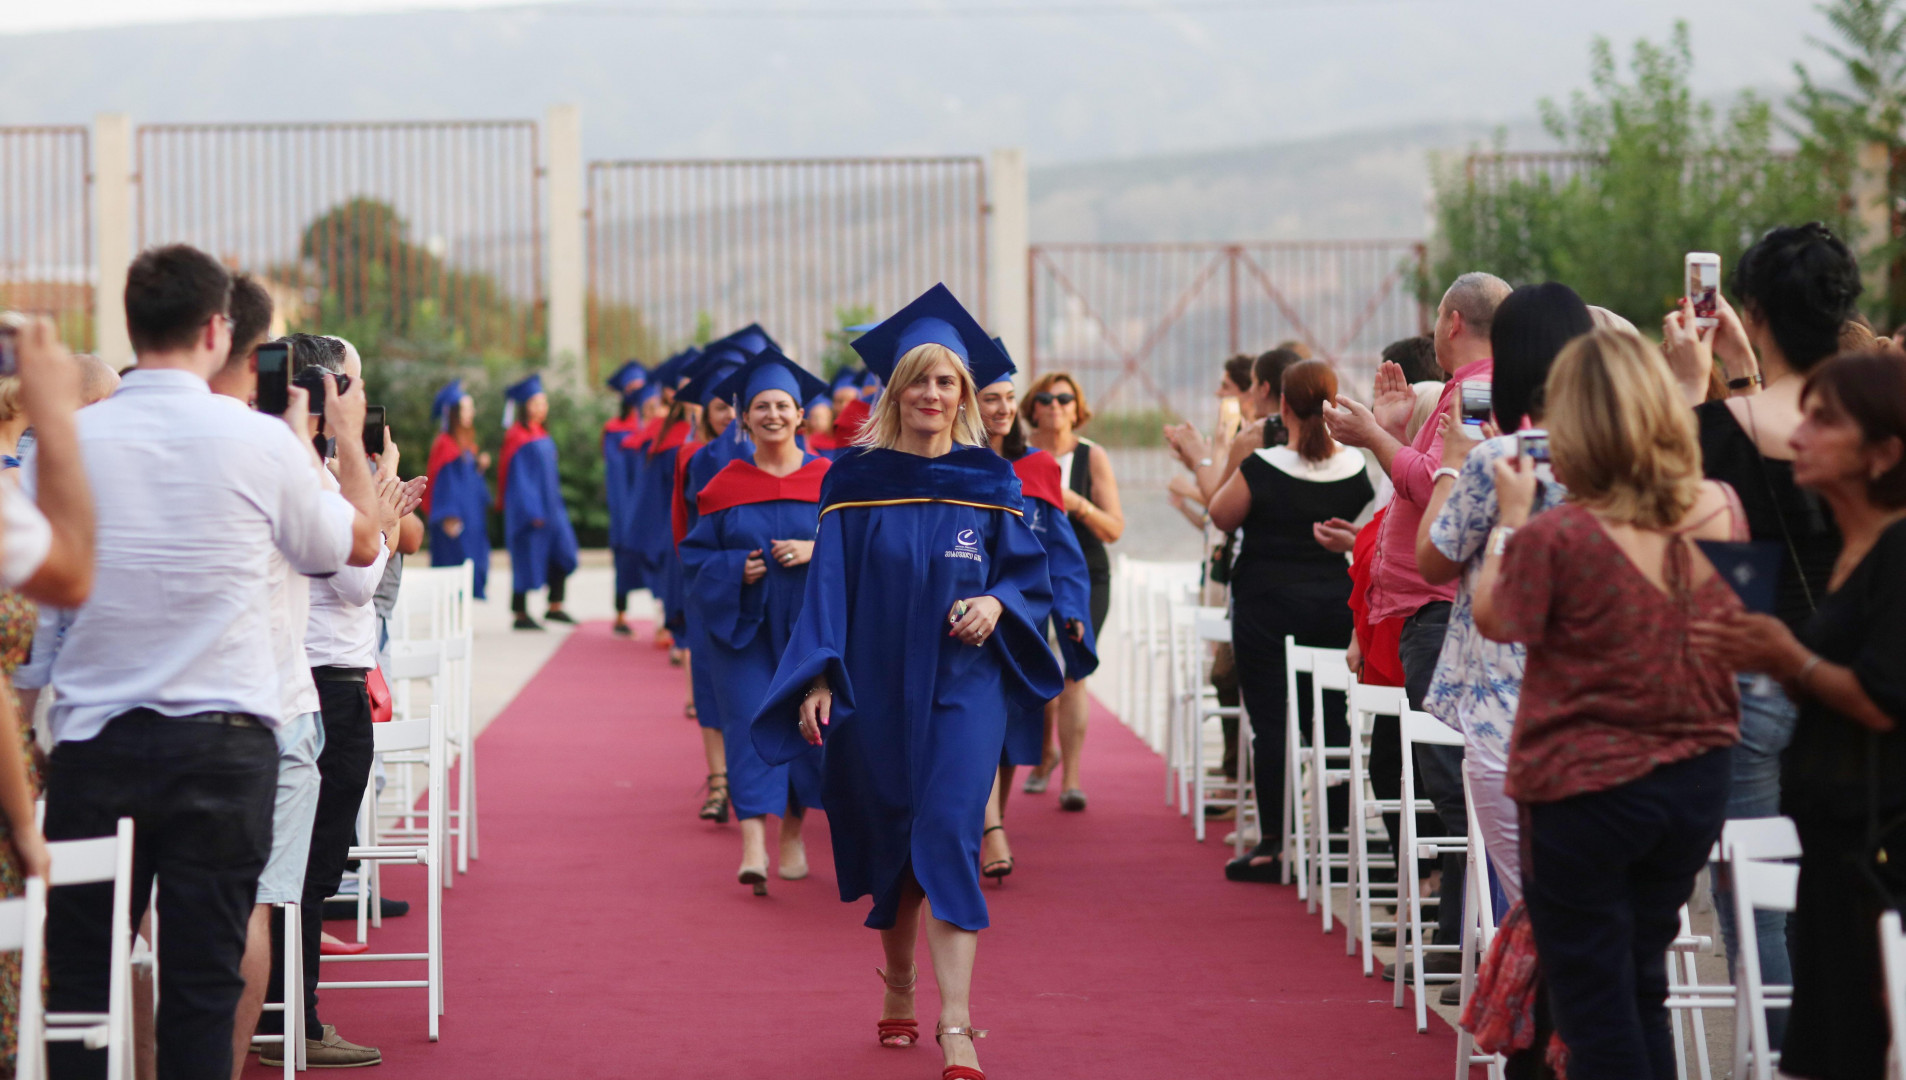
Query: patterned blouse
1423,436,1566,769
1491,501,1742,803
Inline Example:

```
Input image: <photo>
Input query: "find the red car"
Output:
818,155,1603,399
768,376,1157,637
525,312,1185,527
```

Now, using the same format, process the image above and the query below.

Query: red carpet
256,622,1465,1078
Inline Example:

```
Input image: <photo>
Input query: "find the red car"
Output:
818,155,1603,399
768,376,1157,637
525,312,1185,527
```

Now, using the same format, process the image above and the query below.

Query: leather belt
311,666,370,684
126,709,264,730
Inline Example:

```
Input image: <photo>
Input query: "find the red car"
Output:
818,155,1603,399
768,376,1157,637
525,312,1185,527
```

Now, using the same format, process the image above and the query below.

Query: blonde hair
0,377,19,424
854,343,988,450
1545,329,1704,530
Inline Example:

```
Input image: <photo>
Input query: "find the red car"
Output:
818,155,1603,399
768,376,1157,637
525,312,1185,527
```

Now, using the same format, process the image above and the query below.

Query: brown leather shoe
261,1024,382,1068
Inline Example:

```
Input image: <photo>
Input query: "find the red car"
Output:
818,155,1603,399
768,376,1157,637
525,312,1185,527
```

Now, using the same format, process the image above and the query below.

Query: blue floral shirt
1422,435,1566,767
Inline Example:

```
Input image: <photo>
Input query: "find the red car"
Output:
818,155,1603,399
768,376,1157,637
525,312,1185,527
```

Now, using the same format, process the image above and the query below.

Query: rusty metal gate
1028,240,1428,423
586,157,987,378
135,120,543,357
0,126,93,350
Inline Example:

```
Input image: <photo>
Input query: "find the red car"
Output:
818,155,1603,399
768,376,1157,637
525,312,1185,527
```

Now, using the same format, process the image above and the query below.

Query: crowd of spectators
1168,222,1906,1080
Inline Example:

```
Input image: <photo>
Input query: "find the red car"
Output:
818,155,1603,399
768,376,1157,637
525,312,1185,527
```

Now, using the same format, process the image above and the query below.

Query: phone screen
1460,380,1492,428
363,406,386,456
1518,429,1550,463
1686,254,1721,326
255,343,290,414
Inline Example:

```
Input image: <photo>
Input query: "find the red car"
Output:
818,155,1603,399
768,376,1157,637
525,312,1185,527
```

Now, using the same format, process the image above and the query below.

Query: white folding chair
1348,680,1407,972
319,708,446,1041
0,876,45,1080
1305,650,1352,931
1881,909,1906,1080
41,819,137,1079
250,900,306,1077
1396,709,1467,1032
1663,904,1722,1080
1720,816,1801,1080
379,640,451,886
1175,608,1249,843
1281,638,1318,897
1454,770,1505,1080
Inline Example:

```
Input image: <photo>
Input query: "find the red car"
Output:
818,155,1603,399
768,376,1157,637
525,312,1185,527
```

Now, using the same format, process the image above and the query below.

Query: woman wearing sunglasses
1019,373,1124,810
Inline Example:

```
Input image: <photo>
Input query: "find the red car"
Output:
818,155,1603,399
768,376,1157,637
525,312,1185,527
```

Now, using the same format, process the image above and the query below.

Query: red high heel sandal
875,967,918,1048
936,1024,988,1080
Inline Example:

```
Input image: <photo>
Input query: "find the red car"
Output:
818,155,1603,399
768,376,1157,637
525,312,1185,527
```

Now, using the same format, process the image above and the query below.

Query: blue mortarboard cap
856,369,883,392
805,392,832,412
606,360,647,396
676,359,748,408
843,322,878,333
505,373,544,405
981,336,1020,388
650,347,701,390
713,347,831,412
707,323,782,359
432,379,465,426
829,366,863,394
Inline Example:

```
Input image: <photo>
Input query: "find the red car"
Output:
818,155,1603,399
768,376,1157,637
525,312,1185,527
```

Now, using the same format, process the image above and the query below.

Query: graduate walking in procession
424,378,493,599
499,373,579,630
625,347,697,649
671,333,762,815
602,360,650,636
751,285,1063,1080
680,347,832,893
974,348,1100,882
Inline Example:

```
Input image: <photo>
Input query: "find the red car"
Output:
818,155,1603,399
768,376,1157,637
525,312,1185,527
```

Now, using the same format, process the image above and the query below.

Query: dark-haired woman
1020,373,1123,809
1663,223,1857,1028
1692,350,1906,1080
975,369,1098,879
1210,359,1376,881
680,351,829,893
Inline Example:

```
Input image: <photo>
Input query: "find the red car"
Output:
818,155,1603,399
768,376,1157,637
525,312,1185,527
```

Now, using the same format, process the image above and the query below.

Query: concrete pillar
92,113,135,367
987,147,1030,378
1854,139,1893,316
544,104,587,386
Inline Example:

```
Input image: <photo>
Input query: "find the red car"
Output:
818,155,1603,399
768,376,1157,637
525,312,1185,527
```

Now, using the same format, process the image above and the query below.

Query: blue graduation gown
1001,452,1101,766
427,445,492,600
751,447,1063,931
679,459,827,819
680,431,754,731
603,420,647,598
635,425,691,632
501,432,579,593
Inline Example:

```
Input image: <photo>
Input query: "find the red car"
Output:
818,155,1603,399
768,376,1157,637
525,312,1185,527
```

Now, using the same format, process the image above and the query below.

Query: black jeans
45,710,277,1080
511,559,567,616
266,675,375,1034
1231,576,1353,858
1399,601,1466,945
1523,749,1730,1080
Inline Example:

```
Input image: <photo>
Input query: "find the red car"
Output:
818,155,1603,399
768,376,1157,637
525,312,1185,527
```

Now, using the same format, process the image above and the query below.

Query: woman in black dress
1692,349,1906,1080
1207,359,1377,881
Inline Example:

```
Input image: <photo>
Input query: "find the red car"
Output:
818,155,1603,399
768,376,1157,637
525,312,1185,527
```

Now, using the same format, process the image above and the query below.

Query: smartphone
363,406,386,456
1217,396,1243,441
0,312,25,378
1459,380,1492,429
254,342,290,414
1686,252,1721,330
1517,429,1550,463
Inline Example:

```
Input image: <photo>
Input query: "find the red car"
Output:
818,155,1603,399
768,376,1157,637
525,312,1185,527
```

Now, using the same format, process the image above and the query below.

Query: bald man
74,354,121,406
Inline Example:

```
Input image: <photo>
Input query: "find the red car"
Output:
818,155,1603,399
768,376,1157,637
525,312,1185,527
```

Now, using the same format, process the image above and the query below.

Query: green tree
1791,0,1906,323
1430,24,1843,325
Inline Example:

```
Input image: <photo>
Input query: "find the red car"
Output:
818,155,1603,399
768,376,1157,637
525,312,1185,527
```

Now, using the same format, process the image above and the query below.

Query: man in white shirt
32,245,382,1080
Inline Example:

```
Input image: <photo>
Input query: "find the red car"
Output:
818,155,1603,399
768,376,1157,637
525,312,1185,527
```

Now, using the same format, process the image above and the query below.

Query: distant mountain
0,0,1824,167
1028,119,1554,243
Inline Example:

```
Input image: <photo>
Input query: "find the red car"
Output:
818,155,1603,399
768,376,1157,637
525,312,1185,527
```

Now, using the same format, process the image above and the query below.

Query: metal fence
586,157,988,378
135,120,543,356
0,126,93,350
1029,240,1429,427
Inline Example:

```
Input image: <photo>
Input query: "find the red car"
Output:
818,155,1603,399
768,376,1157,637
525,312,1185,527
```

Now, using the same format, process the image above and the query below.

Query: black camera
291,366,351,404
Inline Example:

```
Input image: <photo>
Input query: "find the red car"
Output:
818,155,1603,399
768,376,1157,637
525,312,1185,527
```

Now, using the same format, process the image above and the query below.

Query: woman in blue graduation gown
751,285,1062,1080
498,373,579,630
602,361,649,636
672,349,752,819
423,379,493,599
681,349,831,893
974,360,1100,882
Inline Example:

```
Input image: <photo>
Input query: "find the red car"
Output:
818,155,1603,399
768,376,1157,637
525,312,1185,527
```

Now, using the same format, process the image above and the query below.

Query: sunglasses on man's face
1033,392,1076,407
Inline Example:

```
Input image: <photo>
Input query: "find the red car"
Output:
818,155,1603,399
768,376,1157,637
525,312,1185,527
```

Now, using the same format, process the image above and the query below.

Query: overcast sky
0,0,544,33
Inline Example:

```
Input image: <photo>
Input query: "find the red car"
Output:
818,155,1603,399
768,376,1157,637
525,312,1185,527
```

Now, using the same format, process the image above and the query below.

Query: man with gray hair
1315,271,1510,990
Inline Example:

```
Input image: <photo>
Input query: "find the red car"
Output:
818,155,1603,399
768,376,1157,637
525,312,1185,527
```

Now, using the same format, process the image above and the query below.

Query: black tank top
1066,442,1111,579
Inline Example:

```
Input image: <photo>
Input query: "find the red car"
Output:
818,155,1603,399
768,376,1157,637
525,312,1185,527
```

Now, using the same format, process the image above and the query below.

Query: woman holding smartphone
750,286,1061,1080
1473,330,1745,1079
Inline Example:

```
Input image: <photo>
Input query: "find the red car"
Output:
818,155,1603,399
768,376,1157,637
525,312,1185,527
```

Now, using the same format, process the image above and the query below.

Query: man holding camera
31,244,383,1080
